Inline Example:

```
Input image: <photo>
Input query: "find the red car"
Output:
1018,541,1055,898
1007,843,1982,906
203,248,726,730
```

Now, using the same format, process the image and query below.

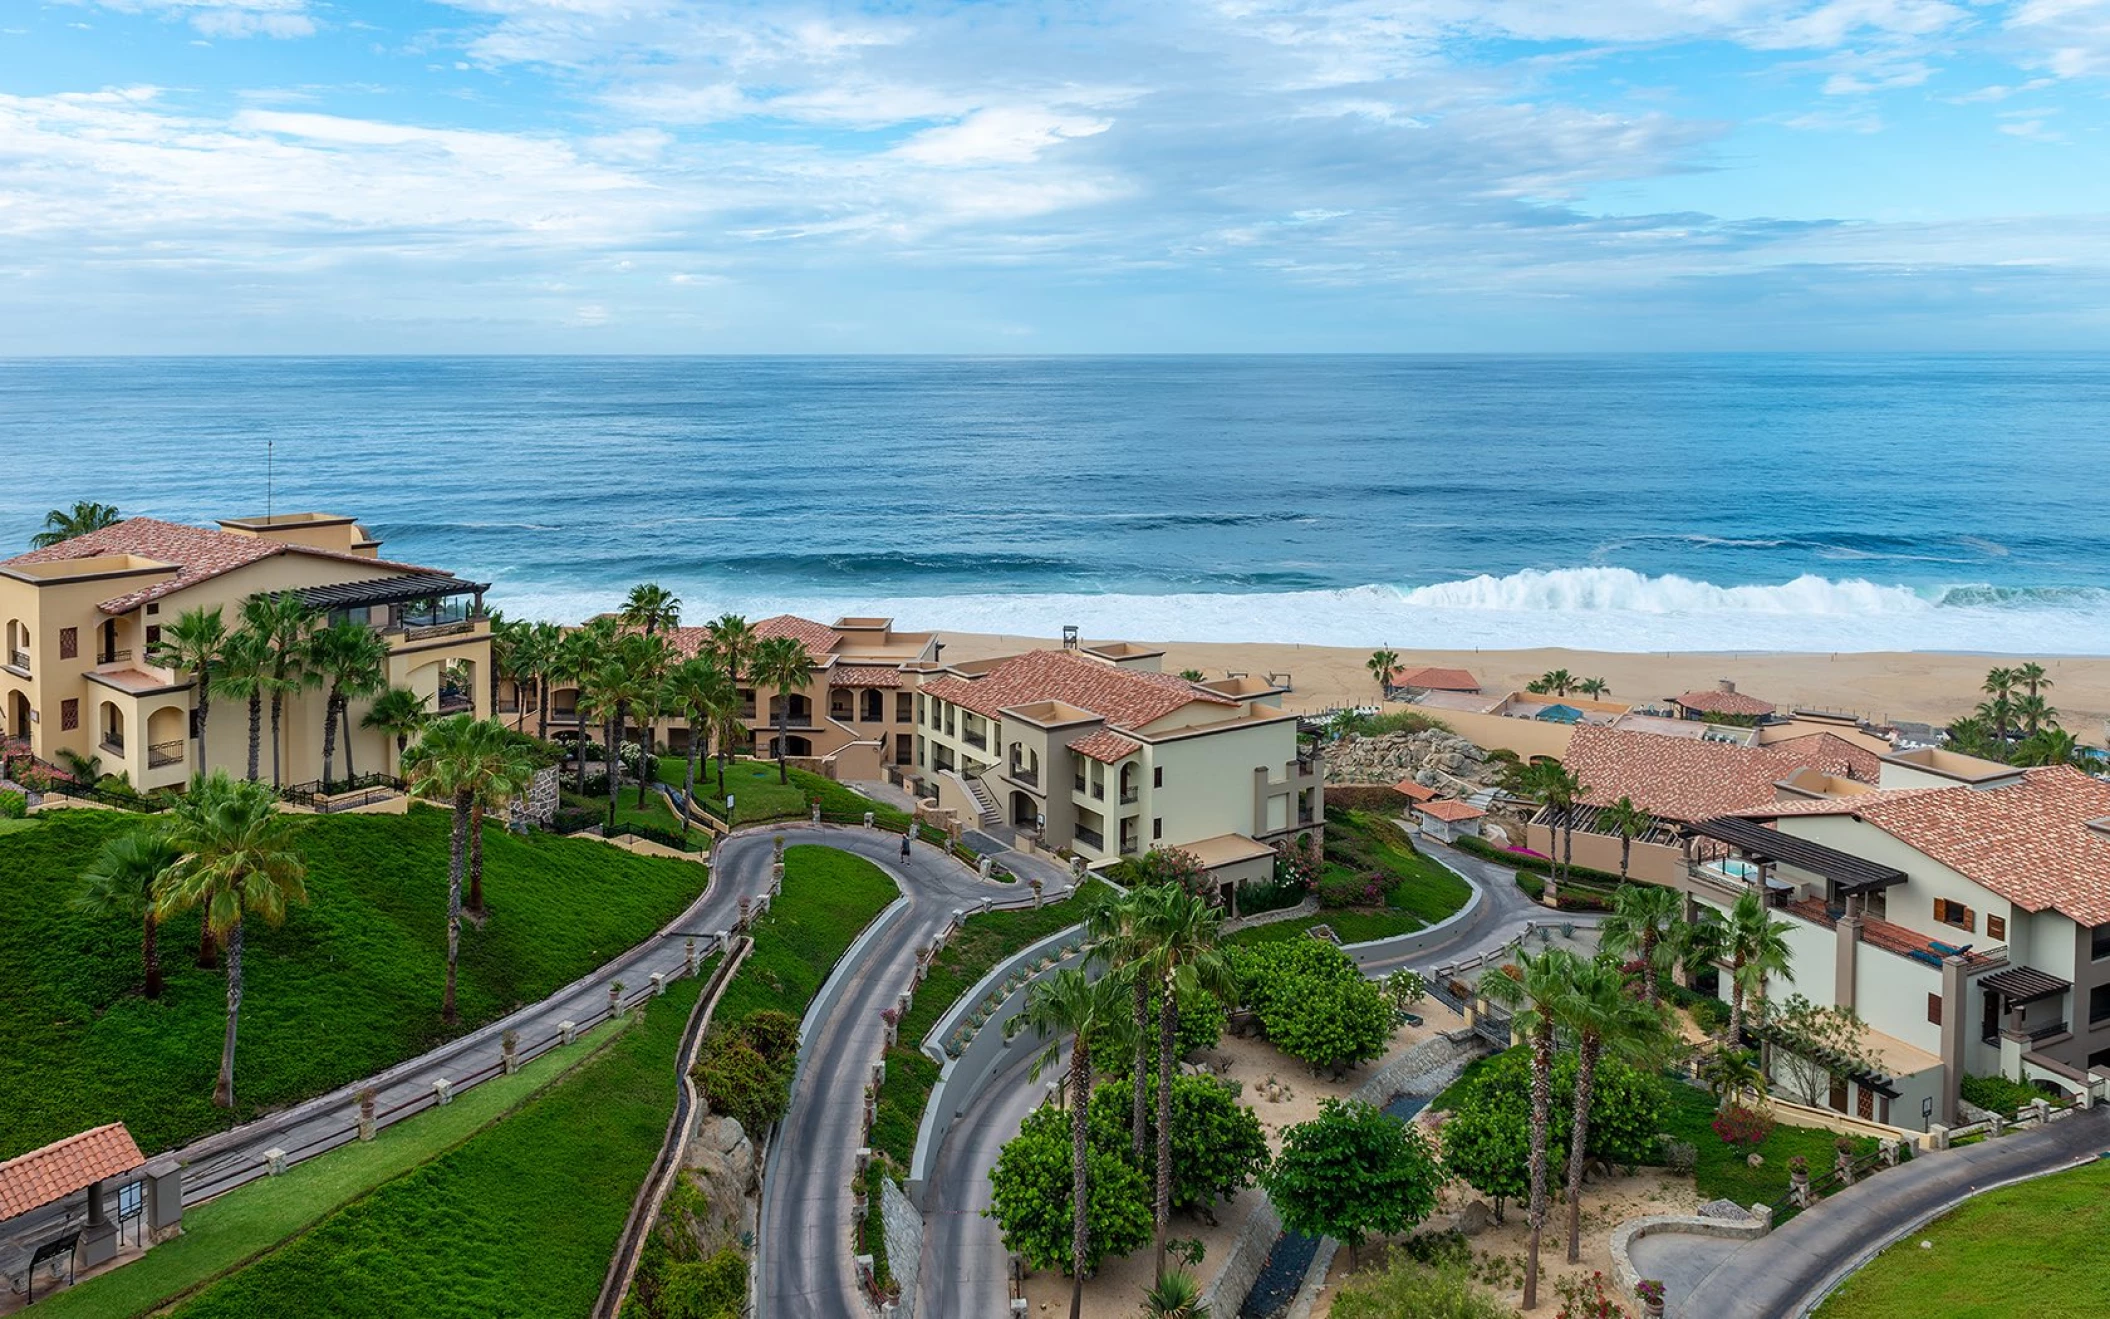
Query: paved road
750,826,1068,1319
1638,1107,2110,1318
1358,838,1604,976
916,1045,1053,1316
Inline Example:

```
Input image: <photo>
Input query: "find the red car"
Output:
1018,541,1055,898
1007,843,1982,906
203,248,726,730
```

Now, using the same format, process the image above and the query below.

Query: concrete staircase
951,771,1002,828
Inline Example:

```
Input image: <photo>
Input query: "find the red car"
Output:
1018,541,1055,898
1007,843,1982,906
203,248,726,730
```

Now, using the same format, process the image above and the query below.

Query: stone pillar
811,802,822,823
770,862,784,896
978,856,993,880
559,1019,578,1045
650,971,666,996
80,1177,118,1267
685,936,697,975
864,811,875,829
358,1088,378,1141
433,1078,454,1107
609,982,626,1019
1030,877,1044,908
1939,954,1968,1125
1835,894,1863,1013
1879,1137,1899,1167
501,1031,520,1075
264,1147,288,1176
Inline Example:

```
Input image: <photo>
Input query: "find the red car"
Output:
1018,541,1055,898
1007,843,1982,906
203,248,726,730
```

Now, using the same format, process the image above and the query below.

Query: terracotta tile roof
1391,666,1479,692
1417,799,1485,823
1392,778,1438,802
3,518,442,615
665,614,840,666
922,650,1232,730
1564,725,1806,824
0,1123,145,1218
1672,688,1778,718
1069,729,1143,764
1744,765,2110,927
1767,732,1883,783
828,665,902,688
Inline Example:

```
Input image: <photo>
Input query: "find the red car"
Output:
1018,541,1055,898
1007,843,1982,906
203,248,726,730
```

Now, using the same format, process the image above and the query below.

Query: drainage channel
1238,1094,1430,1318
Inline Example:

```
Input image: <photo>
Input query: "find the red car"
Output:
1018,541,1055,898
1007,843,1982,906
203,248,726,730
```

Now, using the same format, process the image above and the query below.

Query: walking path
1637,1107,2110,1318
749,825,1070,1319
1358,838,1604,976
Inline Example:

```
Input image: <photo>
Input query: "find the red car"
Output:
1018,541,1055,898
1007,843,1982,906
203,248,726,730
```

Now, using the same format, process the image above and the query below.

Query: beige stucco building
2,513,492,793
913,642,1321,891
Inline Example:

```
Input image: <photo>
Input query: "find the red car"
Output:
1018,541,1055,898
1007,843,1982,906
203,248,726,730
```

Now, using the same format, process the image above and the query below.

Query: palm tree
1366,648,1400,700
704,613,756,686
1599,795,1648,884
523,621,563,741
306,621,390,788
605,632,670,810
554,622,610,794
2011,692,2057,738
1133,886,1237,1281
361,686,432,774
1575,677,1610,700
1142,1271,1209,1318
1670,909,1727,995
1538,669,1577,698
1601,882,1683,1004
29,500,121,549
1479,948,1583,1311
1981,667,2017,747
1557,958,1667,1263
212,627,272,783
156,773,309,1107
405,716,532,1014
2015,661,2052,699
620,583,683,636
1724,888,1794,1045
750,634,815,785
2015,727,2084,768
1009,968,1132,1319
1087,888,1157,1162
149,606,227,775
77,829,185,999
1699,1047,1769,1111
488,614,527,727
241,593,316,790
664,655,735,840
1522,760,1584,891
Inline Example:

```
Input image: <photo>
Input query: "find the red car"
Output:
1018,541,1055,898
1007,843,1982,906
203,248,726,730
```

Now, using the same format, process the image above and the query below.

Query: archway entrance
1011,790,1038,830
775,734,813,758
6,690,28,742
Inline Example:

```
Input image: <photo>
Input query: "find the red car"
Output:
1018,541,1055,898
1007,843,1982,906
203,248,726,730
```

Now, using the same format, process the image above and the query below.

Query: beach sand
937,633,2110,742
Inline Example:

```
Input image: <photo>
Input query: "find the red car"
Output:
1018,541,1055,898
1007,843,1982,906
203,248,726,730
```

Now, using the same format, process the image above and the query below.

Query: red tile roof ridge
0,1122,146,1219
1673,688,1778,717
1070,729,1144,764
921,649,1231,729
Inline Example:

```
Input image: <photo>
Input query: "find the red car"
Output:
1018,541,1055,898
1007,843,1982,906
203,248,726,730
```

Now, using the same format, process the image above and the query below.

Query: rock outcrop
1323,728,1500,789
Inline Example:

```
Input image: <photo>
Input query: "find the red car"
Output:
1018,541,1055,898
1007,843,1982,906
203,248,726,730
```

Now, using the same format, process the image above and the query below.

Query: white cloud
891,109,1113,167
75,0,317,40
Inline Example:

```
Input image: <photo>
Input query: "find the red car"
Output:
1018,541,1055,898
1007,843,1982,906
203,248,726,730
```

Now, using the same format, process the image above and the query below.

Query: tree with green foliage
1439,1084,1532,1221
149,606,227,775
1600,882,1683,1003
1265,1099,1441,1267
28,499,120,549
1135,846,1206,894
156,773,309,1107
988,1106,1153,1285
2013,727,2084,768
306,620,391,787
655,1246,747,1319
1574,677,1610,700
665,655,736,840
1536,669,1577,698
1724,888,1795,1045
1228,937,1391,1073
1763,994,1885,1108
1131,886,1238,1280
361,686,432,773
405,715,536,1018
701,615,756,773
1557,957,1672,1263
621,583,683,637
212,625,272,785
692,1010,800,1135
1086,1074,1268,1217
76,828,185,999
1477,949,1577,1309
240,592,318,790
1598,795,1648,883
1010,967,1134,1318
750,634,814,785
1090,887,1159,1161
1367,648,1400,700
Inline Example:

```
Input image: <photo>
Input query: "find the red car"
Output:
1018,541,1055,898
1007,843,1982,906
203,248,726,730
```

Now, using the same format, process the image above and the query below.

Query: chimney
1718,679,1737,694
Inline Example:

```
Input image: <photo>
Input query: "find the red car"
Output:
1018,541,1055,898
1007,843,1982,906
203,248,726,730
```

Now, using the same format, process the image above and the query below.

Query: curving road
745,825,1070,1319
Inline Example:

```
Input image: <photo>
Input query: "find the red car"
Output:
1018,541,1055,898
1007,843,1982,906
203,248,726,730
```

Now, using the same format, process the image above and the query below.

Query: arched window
99,701,125,753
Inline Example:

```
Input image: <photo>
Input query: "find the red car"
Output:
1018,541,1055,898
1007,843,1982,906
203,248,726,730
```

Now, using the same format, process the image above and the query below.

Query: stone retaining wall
1609,1209,1772,1300
880,1177,923,1319
1199,1195,1283,1315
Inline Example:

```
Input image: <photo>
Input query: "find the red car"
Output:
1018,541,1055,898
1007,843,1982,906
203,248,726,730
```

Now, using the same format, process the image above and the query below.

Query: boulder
1455,1200,1495,1237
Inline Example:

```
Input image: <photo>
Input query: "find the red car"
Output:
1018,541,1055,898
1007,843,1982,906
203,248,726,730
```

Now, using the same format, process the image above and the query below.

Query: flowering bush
1553,1270,1632,1319
1710,1103,1775,1147
1636,1279,1666,1304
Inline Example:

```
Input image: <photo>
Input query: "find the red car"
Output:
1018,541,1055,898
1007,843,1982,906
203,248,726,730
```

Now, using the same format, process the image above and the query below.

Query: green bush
1454,834,1628,888
1438,1046,1670,1216
655,1247,747,1319
1961,1072,2044,1118
1086,1074,1269,1213
1317,869,1382,908
1228,940,1391,1072
988,1105,1152,1273
1692,997,1732,1034
0,790,26,820
690,1031,790,1135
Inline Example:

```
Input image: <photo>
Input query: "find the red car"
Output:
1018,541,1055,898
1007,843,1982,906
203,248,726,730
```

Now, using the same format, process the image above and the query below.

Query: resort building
537,615,940,780
1387,665,1481,696
1681,752,2110,1127
2,514,492,792
1668,680,1778,722
912,643,1320,890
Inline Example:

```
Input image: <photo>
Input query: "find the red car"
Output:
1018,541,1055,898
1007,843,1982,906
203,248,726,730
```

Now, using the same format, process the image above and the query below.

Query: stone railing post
684,936,698,975
433,1078,453,1107
358,1088,377,1142
559,1019,578,1046
1030,877,1043,908
1879,1137,1899,1168
864,810,875,829
501,1030,520,1075
609,981,626,1019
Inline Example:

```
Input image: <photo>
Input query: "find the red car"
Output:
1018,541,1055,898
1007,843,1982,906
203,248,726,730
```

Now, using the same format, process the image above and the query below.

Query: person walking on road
900,831,913,861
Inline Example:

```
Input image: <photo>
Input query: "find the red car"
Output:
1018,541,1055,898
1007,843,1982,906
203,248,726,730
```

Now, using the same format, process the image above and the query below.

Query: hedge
1323,786,1410,815
1454,834,1630,889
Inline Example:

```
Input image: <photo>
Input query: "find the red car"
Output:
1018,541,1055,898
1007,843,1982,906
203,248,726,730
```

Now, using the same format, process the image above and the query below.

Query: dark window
1935,898,1975,934
1857,1086,1875,1120
1152,818,1163,840
2094,923,2110,962
146,603,159,616
2093,1047,2110,1070
1153,767,1163,788
58,627,77,660
896,693,913,723
1987,914,2007,940
1828,1078,1847,1113
60,698,78,731
145,625,161,647
2092,985,2110,1025
1927,993,1942,1025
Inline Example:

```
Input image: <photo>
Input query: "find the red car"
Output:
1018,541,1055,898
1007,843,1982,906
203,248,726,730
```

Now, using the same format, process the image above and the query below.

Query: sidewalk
1639,1106,2110,1318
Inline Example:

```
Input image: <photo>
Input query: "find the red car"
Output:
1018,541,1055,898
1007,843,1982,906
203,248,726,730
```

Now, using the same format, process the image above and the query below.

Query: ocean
5,355,2109,654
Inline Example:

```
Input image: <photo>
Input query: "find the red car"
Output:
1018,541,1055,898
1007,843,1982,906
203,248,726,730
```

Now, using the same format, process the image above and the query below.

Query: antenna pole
267,438,274,523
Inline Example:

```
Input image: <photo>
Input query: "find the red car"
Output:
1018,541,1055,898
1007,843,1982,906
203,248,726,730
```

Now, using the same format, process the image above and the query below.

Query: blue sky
4,0,2108,352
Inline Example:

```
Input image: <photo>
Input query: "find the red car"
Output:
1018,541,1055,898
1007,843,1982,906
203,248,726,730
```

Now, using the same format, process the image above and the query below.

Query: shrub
1316,870,1382,909
655,1246,747,1319
692,1028,792,1135
1710,1104,1775,1147
1331,1262,1512,1319
1691,998,1732,1034
1265,1099,1441,1262
988,1105,1152,1272
1228,939,1391,1071
1961,1072,2042,1117
1087,1074,1269,1213
0,790,25,820
1440,1048,1672,1215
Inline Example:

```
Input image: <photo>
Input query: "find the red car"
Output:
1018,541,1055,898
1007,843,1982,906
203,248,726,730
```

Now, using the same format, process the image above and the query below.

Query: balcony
1075,825,1104,850
1073,775,1086,793
964,730,988,751
101,734,125,756
147,740,185,769
99,648,133,666
1119,788,1139,805
4,648,26,675
1009,765,1040,788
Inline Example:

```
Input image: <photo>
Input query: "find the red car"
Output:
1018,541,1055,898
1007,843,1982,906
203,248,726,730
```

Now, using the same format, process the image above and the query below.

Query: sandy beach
937,633,2110,743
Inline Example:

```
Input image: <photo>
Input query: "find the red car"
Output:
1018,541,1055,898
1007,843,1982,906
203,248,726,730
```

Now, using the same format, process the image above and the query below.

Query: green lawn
559,784,695,844
2,806,710,1160
32,981,673,1319
1817,1160,2110,1318
655,756,910,829
166,972,710,1319
0,815,40,835
708,844,902,1028
1228,808,1469,948
869,880,1115,1166
1659,1081,1879,1215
